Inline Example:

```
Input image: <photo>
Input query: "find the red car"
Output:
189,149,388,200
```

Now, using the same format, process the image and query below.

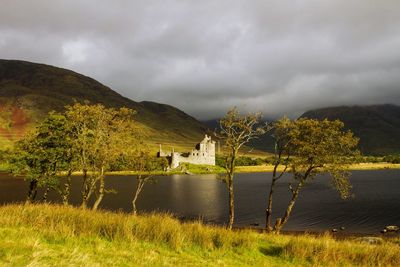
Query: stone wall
159,135,216,169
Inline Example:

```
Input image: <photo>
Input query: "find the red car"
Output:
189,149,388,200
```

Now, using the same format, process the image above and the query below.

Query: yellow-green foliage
180,163,226,174
0,204,399,266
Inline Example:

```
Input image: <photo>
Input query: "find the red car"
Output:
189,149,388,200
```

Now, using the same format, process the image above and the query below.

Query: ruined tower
158,135,216,169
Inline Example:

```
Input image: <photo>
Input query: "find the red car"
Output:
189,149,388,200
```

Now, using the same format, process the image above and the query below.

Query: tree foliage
9,112,73,203
218,107,268,229
64,102,138,209
266,118,359,233
8,103,144,209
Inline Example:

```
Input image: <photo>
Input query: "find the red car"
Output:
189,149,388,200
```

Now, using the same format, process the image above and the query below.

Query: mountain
206,105,400,156
301,104,400,155
4,60,397,156
202,119,220,132
0,59,209,150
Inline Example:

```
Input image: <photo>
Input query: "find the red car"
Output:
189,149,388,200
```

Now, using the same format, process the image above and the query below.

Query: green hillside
0,59,209,151
301,105,400,155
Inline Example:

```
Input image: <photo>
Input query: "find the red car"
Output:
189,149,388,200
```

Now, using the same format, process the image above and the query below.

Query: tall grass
0,204,256,251
1,204,399,266
283,233,400,266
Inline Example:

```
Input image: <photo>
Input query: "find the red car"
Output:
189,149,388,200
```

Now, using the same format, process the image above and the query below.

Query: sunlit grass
348,162,400,170
101,162,400,176
0,204,399,266
235,163,400,173
283,233,400,266
0,204,257,251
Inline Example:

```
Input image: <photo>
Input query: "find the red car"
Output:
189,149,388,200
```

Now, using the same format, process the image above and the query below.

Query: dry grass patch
283,233,400,266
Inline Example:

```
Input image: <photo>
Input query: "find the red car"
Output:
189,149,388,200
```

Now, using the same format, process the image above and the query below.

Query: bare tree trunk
226,153,236,230
92,167,105,211
62,170,72,205
81,169,89,208
26,179,38,204
81,196,88,208
266,160,280,231
132,177,145,216
266,176,277,231
266,160,287,231
227,176,235,230
42,186,50,202
274,179,304,233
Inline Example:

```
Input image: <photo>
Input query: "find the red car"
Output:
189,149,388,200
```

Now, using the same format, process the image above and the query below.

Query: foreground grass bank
0,205,399,266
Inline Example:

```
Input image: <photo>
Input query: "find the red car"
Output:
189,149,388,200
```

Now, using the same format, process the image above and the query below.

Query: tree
112,124,156,215
265,117,292,231
218,107,268,229
65,103,138,210
127,148,168,215
266,118,359,233
8,112,73,203
9,136,42,203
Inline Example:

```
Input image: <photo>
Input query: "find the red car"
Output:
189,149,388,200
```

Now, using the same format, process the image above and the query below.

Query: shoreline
1,200,397,239
106,162,400,176
235,163,400,173
236,227,400,240
2,162,400,177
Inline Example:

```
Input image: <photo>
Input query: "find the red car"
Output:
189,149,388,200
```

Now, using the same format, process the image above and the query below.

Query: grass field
1,162,400,176
235,163,400,173
0,204,399,266
109,162,400,176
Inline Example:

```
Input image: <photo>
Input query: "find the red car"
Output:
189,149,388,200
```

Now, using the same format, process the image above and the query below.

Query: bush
216,155,265,167
383,154,400,164
110,156,169,172
215,155,226,167
236,156,264,166
354,156,384,163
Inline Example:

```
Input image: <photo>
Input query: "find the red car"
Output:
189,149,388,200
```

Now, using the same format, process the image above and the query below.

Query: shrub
383,154,400,163
216,155,266,167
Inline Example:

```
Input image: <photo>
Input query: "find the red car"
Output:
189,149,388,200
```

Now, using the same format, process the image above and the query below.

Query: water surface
1,170,399,234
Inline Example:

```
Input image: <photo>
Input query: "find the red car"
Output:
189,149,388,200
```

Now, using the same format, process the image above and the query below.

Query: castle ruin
158,135,216,169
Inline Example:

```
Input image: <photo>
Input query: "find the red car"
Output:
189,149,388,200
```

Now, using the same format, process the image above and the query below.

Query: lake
1,170,399,234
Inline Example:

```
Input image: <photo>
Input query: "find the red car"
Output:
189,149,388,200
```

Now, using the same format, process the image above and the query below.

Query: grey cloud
1,0,400,120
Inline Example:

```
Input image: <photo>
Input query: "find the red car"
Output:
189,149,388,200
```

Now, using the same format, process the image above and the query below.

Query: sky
1,1,400,120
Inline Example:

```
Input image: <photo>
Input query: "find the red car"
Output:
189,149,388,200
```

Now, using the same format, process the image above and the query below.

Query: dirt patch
0,103,30,141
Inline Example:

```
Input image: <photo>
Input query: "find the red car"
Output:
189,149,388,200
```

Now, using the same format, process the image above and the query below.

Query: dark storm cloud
1,0,400,119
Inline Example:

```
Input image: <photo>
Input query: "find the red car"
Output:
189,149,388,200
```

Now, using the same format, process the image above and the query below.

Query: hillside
301,105,400,155
0,59,208,150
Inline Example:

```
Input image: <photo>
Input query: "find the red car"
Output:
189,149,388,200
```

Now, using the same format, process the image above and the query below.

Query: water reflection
168,174,225,220
1,170,399,233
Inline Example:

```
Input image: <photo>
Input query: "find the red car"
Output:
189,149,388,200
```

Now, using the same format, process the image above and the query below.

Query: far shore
106,162,400,176
238,227,400,240
235,162,400,173
2,162,399,177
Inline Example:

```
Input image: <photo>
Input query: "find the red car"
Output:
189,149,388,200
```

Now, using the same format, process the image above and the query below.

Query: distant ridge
206,105,400,155
0,59,208,149
301,104,400,155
